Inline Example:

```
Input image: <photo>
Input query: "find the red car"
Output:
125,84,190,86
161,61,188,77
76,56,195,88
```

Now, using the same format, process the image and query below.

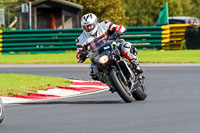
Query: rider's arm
106,21,126,34
76,38,84,60
76,43,88,63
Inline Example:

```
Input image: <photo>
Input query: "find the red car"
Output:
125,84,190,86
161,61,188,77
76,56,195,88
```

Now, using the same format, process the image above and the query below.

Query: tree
190,0,200,18
124,0,200,26
124,0,166,26
1,0,200,27
0,0,19,26
68,0,128,25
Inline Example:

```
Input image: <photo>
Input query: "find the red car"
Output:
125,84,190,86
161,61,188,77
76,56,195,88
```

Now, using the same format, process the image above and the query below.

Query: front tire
0,98,4,124
132,84,147,100
109,69,133,103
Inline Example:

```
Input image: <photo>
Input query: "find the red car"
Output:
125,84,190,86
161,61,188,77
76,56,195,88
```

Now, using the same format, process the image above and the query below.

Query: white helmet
81,13,98,36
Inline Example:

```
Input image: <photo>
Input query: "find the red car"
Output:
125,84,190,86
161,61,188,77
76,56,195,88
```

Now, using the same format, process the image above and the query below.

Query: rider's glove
79,52,88,63
111,31,121,40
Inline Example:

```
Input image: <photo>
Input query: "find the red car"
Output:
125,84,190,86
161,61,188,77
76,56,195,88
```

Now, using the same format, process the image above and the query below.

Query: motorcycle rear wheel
109,69,133,103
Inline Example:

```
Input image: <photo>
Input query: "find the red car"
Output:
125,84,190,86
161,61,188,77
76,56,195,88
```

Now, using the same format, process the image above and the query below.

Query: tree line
71,0,200,26
0,0,200,27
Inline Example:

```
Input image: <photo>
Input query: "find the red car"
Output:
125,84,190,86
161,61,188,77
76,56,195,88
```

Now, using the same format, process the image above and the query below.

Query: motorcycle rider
76,13,143,79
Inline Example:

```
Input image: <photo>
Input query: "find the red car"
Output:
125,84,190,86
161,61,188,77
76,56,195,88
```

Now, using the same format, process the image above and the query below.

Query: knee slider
121,42,131,53
123,42,131,48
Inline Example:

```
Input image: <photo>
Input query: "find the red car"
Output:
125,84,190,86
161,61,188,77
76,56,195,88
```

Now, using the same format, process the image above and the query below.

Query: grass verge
0,50,200,64
138,50,200,63
0,74,72,96
0,51,79,64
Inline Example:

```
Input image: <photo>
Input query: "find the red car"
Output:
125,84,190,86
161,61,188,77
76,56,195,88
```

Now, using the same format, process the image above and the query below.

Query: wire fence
0,2,29,30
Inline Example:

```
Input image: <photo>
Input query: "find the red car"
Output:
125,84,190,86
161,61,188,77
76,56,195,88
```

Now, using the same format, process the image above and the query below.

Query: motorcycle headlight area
99,55,109,64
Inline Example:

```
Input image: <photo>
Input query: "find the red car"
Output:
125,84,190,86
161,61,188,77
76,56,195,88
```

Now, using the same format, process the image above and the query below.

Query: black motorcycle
79,38,147,103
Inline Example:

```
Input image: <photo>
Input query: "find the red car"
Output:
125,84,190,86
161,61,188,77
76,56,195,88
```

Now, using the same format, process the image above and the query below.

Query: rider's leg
119,40,143,74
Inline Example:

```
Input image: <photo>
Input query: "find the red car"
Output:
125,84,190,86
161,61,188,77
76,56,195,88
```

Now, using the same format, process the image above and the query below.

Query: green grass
0,51,79,64
0,74,72,96
0,50,200,64
138,50,200,63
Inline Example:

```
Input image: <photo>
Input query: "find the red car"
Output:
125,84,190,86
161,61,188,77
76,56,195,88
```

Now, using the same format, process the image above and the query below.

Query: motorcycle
79,38,147,103
0,98,4,123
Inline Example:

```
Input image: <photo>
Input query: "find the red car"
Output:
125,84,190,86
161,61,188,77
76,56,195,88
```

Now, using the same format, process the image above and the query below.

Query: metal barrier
0,28,82,54
0,25,184,55
162,24,189,50
122,26,169,50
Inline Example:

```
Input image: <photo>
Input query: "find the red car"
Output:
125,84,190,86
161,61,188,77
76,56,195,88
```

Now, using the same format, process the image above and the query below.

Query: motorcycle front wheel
109,69,133,103
132,84,147,100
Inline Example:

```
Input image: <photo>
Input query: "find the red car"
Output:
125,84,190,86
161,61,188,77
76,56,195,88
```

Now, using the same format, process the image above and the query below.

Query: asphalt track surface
1,65,200,133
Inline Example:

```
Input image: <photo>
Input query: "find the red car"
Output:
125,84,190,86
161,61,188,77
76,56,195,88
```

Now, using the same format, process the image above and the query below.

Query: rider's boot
130,59,143,74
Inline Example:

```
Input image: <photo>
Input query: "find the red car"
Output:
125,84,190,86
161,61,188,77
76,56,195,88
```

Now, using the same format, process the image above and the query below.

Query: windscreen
90,38,106,51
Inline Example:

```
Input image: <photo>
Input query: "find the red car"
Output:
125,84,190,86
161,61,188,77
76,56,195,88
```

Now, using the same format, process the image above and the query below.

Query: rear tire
109,69,133,103
0,98,4,124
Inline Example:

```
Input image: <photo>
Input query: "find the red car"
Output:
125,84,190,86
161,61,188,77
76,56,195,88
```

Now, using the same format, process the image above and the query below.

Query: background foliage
0,0,200,27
